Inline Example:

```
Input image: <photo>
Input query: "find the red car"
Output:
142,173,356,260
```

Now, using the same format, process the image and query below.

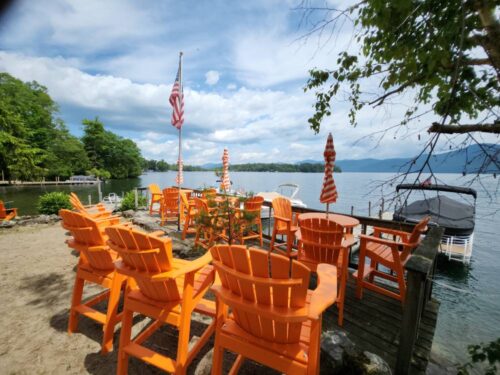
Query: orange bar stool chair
105,225,216,375
59,209,126,354
270,197,299,257
210,245,338,374
354,216,430,303
238,195,264,247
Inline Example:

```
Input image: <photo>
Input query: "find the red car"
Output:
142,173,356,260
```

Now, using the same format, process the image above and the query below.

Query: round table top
298,212,360,228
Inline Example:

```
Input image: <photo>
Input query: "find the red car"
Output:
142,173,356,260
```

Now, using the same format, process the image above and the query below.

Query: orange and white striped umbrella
175,158,183,185
320,133,338,211
221,148,230,191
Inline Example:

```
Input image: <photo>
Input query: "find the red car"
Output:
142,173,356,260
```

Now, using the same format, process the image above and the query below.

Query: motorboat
102,192,122,208
257,183,307,218
393,183,477,263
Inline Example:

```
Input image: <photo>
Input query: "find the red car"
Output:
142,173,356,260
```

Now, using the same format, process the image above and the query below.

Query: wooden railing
395,226,442,374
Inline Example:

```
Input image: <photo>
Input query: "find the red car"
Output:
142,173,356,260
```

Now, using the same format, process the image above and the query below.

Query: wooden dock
322,276,438,374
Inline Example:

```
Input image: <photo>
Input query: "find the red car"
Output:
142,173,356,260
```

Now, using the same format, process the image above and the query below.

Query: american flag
169,59,184,129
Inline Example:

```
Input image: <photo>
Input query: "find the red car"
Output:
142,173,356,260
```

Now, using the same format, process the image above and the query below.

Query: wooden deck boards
322,275,439,374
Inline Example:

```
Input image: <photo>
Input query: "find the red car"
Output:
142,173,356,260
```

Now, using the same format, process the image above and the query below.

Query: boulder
321,330,392,375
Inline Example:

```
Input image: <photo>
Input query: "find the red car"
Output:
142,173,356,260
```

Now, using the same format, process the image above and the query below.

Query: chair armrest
152,252,213,281
373,227,410,241
274,215,291,223
360,234,402,248
308,263,337,320
151,193,163,200
342,235,357,248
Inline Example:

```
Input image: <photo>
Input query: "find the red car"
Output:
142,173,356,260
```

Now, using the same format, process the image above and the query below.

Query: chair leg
269,226,277,253
211,333,224,375
175,310,192,375
369,262,378,283
68,272,85,334
182,214,191,240
116,305,133,375
101,273,123,354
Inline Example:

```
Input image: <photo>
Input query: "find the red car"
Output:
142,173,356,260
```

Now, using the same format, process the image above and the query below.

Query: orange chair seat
365,242,397,264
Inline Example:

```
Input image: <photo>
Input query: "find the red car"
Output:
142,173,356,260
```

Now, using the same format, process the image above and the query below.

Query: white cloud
226,83,237,90
205,70,220,85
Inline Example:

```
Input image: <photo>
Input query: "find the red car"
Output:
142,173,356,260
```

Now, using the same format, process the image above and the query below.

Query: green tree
81,117,144,179
302,0,499,173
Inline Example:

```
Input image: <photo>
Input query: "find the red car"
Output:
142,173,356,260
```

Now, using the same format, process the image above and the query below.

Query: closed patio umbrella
176,158,183,185
221,148,230,192
320,133,338,216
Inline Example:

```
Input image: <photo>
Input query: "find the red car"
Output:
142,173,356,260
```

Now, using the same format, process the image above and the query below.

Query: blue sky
0,0,481,165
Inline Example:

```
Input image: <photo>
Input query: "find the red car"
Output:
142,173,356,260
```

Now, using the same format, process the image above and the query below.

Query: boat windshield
276,184,299,199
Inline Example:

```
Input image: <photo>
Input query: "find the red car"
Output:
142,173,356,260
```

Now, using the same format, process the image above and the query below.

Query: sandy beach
0,221,278,375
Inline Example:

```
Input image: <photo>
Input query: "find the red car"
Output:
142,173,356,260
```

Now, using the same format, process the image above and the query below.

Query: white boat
102,192,122,206
257,183,307,218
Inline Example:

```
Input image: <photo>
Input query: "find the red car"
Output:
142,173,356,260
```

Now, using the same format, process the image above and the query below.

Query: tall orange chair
180,191,197,240
297,217,355,326
355,216,431,302
238,196,264,247
270,197,299,257
0,200,17,221
59,209,125,354
105,225,216,375
160,187,180,225
70,192,111,218
210,245,338,375
148,183,163,215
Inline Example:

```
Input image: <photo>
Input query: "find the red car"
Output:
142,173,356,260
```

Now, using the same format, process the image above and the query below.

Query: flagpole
177,51,183,231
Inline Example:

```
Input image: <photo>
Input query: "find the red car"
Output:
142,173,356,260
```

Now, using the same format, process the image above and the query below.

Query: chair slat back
59,209,117,270
105,226,180,302
202,188,217,199
193,197,209,214
244,196,264,212
69,193,86,212
402,216,431,262
299,217,345,266
272,197,293,231
149,184,161,196
162,188,179,213
210,245,310,344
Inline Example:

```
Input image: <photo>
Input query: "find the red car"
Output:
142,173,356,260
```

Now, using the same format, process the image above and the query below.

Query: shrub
38,192,72,215
120,190,146,211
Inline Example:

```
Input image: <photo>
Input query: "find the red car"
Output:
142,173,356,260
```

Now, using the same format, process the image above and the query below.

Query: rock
0,220,15,228
121,210,135,218
321,330,391,375
193,347,213,375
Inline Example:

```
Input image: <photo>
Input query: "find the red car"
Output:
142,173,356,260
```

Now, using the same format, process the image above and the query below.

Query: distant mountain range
200,144,498,173
333,144,498,173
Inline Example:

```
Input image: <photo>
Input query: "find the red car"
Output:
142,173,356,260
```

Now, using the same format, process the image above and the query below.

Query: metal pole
350,206,354,216
177,51,183,231
97,180,102,202
368,201,371,217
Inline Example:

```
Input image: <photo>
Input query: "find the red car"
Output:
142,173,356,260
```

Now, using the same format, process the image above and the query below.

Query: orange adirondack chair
70,192,111,219
148,183,163,215
105,225,216,375
59,209,125,354
270,197,299,257
0,200,17,221
210,245,338,375
180,191,197,240
202,188,217,199
238,196,264,247
297,217,355,326
355,216,431,302
160,187,180,225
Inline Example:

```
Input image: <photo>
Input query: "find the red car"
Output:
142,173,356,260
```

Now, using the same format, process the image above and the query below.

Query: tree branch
428,121,500,134
466,58,491,65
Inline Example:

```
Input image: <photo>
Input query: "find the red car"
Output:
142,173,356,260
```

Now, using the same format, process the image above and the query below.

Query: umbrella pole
326,203,329,219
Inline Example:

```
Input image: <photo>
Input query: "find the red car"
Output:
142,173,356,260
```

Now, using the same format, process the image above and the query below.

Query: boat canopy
396,184,477,199
394,195,475,236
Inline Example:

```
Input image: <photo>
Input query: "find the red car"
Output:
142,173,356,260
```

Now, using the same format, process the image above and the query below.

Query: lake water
1,171,499,364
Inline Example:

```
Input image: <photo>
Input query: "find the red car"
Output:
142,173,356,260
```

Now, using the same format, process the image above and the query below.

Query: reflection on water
1,171,499,363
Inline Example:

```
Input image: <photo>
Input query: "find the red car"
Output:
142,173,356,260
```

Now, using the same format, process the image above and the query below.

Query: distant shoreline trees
144,162,341,173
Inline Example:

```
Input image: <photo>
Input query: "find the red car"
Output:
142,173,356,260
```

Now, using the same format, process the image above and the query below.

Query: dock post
368,201,371,217
380,198,385,219
134,189,138,209
88,195,92,205
350,206,354,215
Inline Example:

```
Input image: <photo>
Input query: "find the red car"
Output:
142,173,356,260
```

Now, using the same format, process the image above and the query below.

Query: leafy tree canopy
304,0,500,136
